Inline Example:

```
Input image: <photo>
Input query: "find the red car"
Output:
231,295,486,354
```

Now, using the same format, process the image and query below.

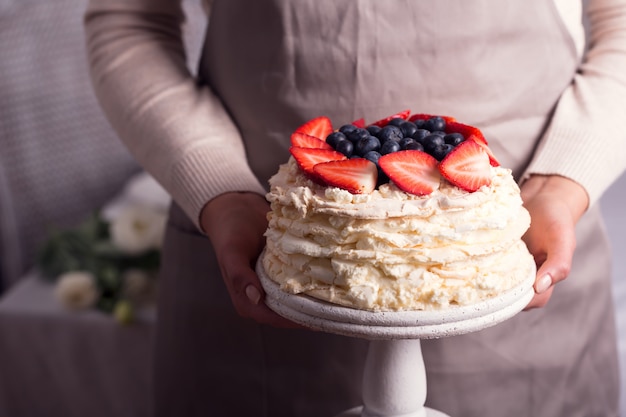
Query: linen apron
155,1,619,416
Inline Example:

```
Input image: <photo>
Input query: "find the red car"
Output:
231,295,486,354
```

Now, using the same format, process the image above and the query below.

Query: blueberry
355,136,381,156
422,134,445,152
335,139,354,157
346,128,370,144
431,130,446,137
399,137,416,149
339,124,358,134
380,140,401,155
376,125,404,143
444,132,465,146
366,125,382,136
387,117,405,127
413,119,426,129
363,150,382,165
411,129,430,143
431,144,455,160
404,141,425,151
326,131,347,148
399,121,418,138
424,116,446,132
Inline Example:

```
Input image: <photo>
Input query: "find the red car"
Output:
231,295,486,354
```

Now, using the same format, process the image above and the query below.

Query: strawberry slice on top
445,121,500,167
445,121,487,145
351,117,366,128
290,147,347,182
313,158,378,194
290,132,333,150
378,150,441,196
294,116,333,140
371,110,411,127
438,140,492,192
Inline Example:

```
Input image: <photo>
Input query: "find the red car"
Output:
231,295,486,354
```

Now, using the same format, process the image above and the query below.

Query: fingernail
245,285,262,305
535,274,552,294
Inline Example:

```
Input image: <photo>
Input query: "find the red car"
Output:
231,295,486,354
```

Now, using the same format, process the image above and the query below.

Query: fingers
525,286,554,310
525,236,575,310
220,252,301,328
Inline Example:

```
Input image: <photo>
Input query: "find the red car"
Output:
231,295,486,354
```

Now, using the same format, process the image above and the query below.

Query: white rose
110,205,167,255
54,271,100,310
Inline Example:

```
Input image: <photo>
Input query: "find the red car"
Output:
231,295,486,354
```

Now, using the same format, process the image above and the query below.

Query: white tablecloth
0,272,155,417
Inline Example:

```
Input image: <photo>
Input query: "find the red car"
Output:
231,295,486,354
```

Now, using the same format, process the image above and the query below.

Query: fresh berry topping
313,158,378,194
438,140,492,192
371,110,411,128
294,116,333,140
291,111,500,196
290,132,333,150
290,147,347,179
378,150,441,196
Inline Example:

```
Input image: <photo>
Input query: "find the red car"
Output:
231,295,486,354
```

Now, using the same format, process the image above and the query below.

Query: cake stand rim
256,249,536,339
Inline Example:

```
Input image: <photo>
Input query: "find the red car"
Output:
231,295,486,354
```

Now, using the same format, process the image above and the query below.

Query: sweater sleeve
84,0,266,230
522,0,626,206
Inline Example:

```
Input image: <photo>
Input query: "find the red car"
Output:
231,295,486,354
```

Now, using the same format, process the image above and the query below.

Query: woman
85,1,626,415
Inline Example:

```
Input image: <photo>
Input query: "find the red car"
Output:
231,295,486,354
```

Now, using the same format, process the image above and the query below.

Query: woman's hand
200,192,299,327
520,175,588,309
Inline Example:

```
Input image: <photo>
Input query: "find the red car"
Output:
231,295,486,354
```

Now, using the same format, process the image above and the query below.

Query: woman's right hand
200,192,300,328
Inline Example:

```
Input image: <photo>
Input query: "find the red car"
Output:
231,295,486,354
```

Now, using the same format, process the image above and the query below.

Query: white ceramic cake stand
256,253,535,417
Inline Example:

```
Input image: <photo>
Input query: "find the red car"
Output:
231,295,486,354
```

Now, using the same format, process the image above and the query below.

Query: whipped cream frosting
262,157,536,311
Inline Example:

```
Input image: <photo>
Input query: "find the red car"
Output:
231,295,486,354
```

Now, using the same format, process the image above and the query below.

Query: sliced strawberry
444,121,499,166
290,147,347,181
313,158,378,194
290,132,333,150
378,150,441,196
445,121,487,145
294,116,333,140
439,141,492,192
476,142,500,167
408,113,456,123
371,110,411,127
351,118,366,128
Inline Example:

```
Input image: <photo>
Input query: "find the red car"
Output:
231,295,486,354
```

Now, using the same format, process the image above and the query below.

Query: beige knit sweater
85,0,626,229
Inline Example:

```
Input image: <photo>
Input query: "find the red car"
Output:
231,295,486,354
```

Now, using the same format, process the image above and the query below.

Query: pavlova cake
261,111,536,311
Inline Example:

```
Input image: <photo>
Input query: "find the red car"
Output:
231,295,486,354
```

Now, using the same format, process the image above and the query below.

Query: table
0,272,155,417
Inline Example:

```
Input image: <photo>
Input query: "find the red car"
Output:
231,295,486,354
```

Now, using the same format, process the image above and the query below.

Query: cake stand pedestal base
335,338,450,417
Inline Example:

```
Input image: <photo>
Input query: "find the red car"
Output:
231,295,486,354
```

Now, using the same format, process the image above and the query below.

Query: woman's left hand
520,175,588,309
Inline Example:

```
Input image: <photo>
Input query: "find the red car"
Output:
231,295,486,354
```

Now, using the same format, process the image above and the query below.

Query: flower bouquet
36,173,170,323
